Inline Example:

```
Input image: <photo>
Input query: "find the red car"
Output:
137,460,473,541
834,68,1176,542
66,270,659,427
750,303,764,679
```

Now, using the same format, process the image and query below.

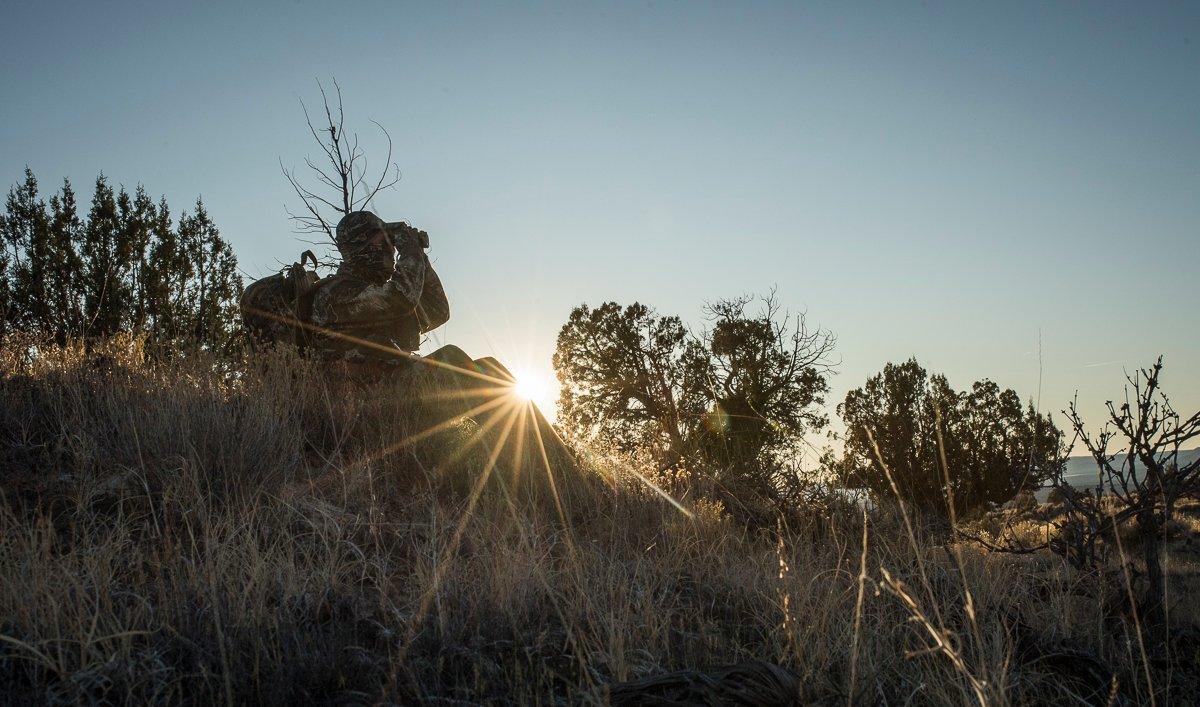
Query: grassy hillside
1,336,1198,705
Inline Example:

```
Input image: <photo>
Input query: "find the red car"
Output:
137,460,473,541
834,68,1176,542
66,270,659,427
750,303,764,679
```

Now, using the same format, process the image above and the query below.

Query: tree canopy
837,358,1063,514
554,294,835,503
0,168,242,353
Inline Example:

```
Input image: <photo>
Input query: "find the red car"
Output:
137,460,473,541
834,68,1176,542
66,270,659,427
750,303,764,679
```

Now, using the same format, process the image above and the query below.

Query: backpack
239,250,323,349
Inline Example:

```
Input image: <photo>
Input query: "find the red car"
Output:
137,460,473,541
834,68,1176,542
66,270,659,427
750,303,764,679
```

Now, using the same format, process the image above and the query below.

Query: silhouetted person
240,211,514,397
307,211,448,364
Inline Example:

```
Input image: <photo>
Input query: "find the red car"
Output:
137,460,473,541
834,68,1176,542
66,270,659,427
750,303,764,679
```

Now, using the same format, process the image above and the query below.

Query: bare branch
280,78,403,261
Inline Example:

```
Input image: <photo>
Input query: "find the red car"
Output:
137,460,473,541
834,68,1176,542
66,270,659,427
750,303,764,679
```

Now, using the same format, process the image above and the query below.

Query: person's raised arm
387,233,428,310
416,257,449,332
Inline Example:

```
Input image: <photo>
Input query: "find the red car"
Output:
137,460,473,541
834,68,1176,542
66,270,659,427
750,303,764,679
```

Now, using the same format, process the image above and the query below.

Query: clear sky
2,1,1197,449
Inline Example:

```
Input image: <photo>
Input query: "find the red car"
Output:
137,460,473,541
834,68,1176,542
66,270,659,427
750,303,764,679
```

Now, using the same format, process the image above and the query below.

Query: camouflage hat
334,211,388,253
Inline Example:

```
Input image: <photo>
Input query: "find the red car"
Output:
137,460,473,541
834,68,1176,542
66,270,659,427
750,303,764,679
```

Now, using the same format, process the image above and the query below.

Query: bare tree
1064,357,1200,647
960,357,1199,650
281,79,401,251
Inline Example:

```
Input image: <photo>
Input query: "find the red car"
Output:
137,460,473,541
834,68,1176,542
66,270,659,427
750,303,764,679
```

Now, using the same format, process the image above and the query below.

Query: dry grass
1,336,1197,705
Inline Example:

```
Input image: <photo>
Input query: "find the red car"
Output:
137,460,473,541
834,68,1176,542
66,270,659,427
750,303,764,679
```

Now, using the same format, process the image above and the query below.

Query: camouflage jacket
308,251,449,362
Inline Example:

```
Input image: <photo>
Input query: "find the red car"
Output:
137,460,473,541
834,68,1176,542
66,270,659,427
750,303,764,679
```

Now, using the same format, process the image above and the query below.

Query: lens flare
509,368,557,416
512,375,547,402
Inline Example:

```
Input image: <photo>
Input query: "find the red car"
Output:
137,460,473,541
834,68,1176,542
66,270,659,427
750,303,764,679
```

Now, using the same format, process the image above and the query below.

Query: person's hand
388,222,430,252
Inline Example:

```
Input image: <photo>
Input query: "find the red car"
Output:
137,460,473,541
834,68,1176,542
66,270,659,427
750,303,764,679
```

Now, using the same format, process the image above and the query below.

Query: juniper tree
45,179,86,341
118,186,156,331
689,294,835,490
142,197,188,347
837,358,1062,515
80,175,129,337
0,227,8,332
0,211,9,333
837,360,955,511
2,168,243,354
16,180,73,340
1,168,45,333
554,294,834,508
2,172,87,340
555,302,700,466
175,199,242,353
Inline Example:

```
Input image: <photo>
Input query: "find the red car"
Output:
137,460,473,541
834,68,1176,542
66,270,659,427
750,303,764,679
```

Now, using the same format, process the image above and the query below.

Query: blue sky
2,1,1197,444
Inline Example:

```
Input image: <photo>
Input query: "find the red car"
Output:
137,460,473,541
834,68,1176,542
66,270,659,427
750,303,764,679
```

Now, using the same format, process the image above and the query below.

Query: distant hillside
1058,448,1200,487
1035,447,1200,501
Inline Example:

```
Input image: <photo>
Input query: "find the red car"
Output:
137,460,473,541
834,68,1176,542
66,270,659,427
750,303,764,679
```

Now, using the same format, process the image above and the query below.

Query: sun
508,367,558,418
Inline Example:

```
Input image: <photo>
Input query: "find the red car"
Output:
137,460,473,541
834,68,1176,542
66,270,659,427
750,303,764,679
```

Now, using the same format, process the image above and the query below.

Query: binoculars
384,221,430,250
